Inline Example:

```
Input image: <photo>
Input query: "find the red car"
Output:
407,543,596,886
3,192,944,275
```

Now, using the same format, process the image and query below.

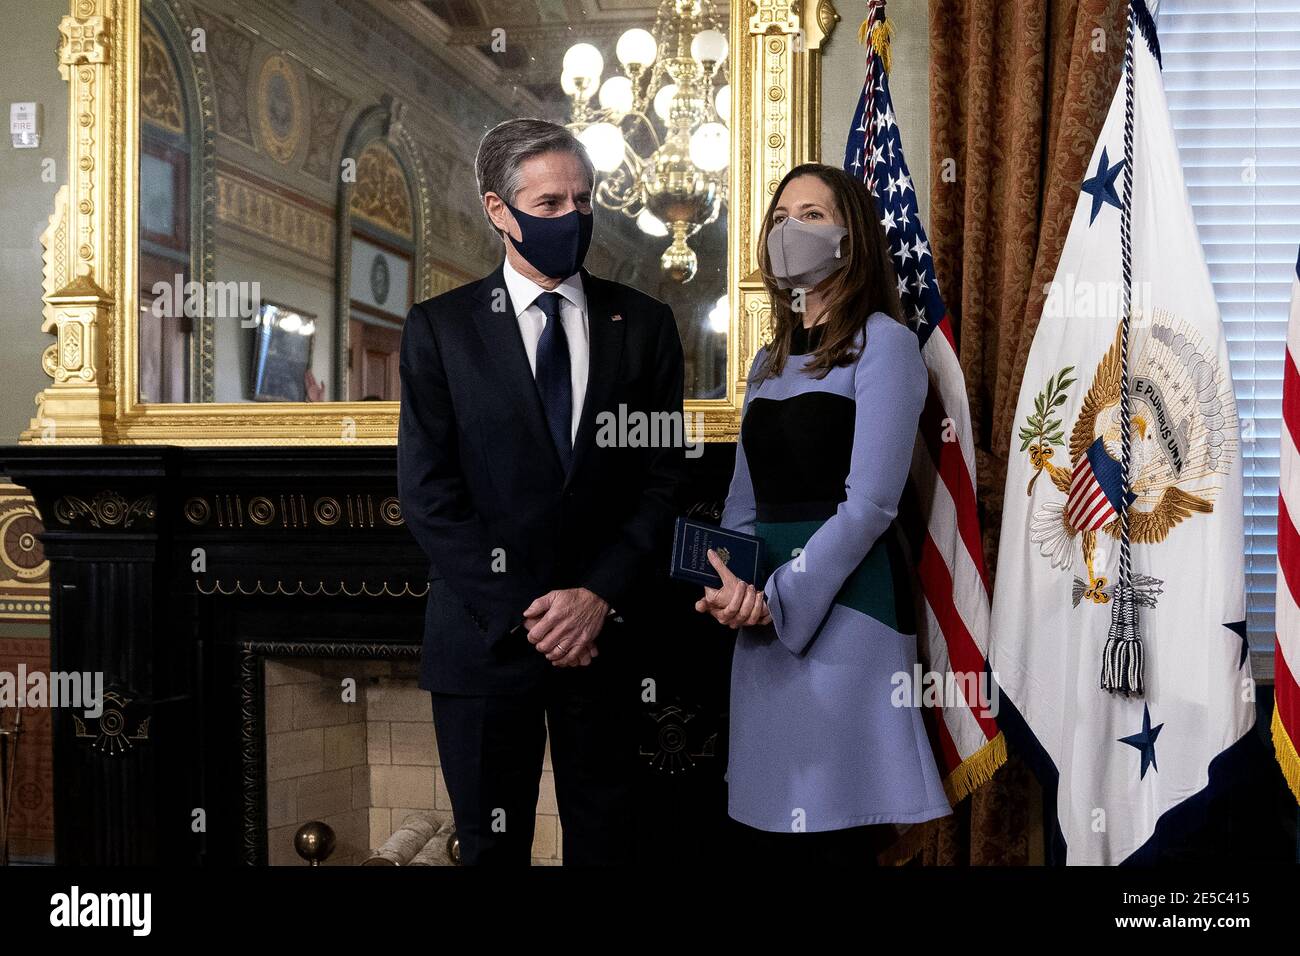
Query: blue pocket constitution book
669,517,762,588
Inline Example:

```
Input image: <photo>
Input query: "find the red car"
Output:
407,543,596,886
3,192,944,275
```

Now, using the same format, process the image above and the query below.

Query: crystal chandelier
561,0,730,283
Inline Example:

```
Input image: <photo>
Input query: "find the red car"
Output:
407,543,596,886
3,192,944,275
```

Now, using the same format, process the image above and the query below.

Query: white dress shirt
501,255,590,445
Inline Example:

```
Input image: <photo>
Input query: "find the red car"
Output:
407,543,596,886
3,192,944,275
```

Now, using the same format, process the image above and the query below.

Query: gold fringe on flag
1271,705,1300,805
942,730,1008,806
857,15,894,75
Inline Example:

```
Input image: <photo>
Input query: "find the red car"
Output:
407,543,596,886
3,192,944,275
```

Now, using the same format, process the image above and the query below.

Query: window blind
1160,0,1300,662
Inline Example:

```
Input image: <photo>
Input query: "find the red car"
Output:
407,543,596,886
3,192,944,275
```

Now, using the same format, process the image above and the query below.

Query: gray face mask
766,216,849,290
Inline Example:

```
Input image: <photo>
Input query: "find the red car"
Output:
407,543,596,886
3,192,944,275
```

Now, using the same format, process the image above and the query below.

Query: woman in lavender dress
694,163,952,864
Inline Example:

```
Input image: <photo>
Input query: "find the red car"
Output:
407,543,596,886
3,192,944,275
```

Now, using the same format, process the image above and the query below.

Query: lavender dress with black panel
720,311,952,832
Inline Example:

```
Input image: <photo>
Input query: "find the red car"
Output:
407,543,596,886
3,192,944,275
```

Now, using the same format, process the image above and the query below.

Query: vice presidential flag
844,0,1005,802
988,0,1255,864
1276,248,1300,804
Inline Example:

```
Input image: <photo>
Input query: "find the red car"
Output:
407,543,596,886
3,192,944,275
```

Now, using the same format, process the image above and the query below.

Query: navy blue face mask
503,199,594,279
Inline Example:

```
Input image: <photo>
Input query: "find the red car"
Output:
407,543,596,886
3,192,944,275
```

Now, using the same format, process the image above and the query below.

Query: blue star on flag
1225,619,1249,669
1119,704,1164,779
1081,147,1125,225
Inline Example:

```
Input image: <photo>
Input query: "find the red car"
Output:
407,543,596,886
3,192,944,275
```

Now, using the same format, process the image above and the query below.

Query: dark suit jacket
397,262,686,694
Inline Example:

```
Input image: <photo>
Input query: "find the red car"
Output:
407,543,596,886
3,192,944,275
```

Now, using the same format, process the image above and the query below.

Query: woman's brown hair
755,162,904,380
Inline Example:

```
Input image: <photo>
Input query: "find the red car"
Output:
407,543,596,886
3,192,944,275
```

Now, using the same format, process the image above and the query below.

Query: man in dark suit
397,118,686,865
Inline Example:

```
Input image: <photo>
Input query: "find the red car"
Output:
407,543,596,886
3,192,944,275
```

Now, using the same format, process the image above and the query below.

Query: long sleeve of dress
763,318,929,655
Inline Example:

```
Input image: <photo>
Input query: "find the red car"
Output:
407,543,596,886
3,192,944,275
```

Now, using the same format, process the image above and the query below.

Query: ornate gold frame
23,0,839,445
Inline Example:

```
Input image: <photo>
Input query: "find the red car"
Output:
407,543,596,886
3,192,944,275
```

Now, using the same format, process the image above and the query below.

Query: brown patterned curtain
909,0,1129,865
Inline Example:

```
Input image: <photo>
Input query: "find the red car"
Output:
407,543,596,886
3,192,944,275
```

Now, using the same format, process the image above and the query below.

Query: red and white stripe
1274,248,1300,805
849,2,1004,799
903,315,1003,795
1067,456,1119,532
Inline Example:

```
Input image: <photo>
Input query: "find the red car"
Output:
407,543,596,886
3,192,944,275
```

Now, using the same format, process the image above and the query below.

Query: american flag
1275,245,1300,805
843,0,1004,801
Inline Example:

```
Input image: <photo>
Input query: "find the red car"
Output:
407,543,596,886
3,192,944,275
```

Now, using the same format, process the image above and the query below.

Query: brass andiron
293,821,336,866
0,709,21,866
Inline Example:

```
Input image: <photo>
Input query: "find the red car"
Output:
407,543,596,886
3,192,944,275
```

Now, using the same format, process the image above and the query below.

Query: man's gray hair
474,118,595,234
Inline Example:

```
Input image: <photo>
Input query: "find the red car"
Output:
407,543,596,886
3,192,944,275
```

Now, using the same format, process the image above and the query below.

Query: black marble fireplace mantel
0,444,736,865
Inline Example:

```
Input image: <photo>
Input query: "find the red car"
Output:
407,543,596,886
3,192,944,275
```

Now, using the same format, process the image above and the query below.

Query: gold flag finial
857,7,894,75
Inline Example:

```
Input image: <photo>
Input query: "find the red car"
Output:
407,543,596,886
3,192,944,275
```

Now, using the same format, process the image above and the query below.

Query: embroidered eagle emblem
1018,311,1237,607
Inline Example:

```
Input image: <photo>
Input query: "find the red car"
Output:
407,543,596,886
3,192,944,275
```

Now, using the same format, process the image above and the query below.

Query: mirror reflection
136,0,730,404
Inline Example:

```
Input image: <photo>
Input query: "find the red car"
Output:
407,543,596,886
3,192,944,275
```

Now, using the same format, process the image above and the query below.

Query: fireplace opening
258,655,564,865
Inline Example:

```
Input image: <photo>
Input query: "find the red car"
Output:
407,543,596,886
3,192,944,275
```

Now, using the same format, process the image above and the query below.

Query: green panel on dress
756,518,915,634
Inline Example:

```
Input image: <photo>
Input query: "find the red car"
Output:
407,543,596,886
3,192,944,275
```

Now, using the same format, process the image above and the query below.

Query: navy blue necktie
533,291,573,468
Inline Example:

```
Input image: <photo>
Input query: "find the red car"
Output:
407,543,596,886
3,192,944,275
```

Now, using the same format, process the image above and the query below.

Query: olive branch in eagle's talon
1020,365,1075,496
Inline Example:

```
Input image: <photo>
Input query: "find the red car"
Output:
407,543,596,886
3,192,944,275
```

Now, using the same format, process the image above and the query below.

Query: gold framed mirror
24,0,838,445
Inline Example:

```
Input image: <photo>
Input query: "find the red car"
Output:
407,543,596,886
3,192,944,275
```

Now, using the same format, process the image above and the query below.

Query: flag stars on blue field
1119,704,1164,779
887,171,914,200
846,52,946,345
1082,146,1126,225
